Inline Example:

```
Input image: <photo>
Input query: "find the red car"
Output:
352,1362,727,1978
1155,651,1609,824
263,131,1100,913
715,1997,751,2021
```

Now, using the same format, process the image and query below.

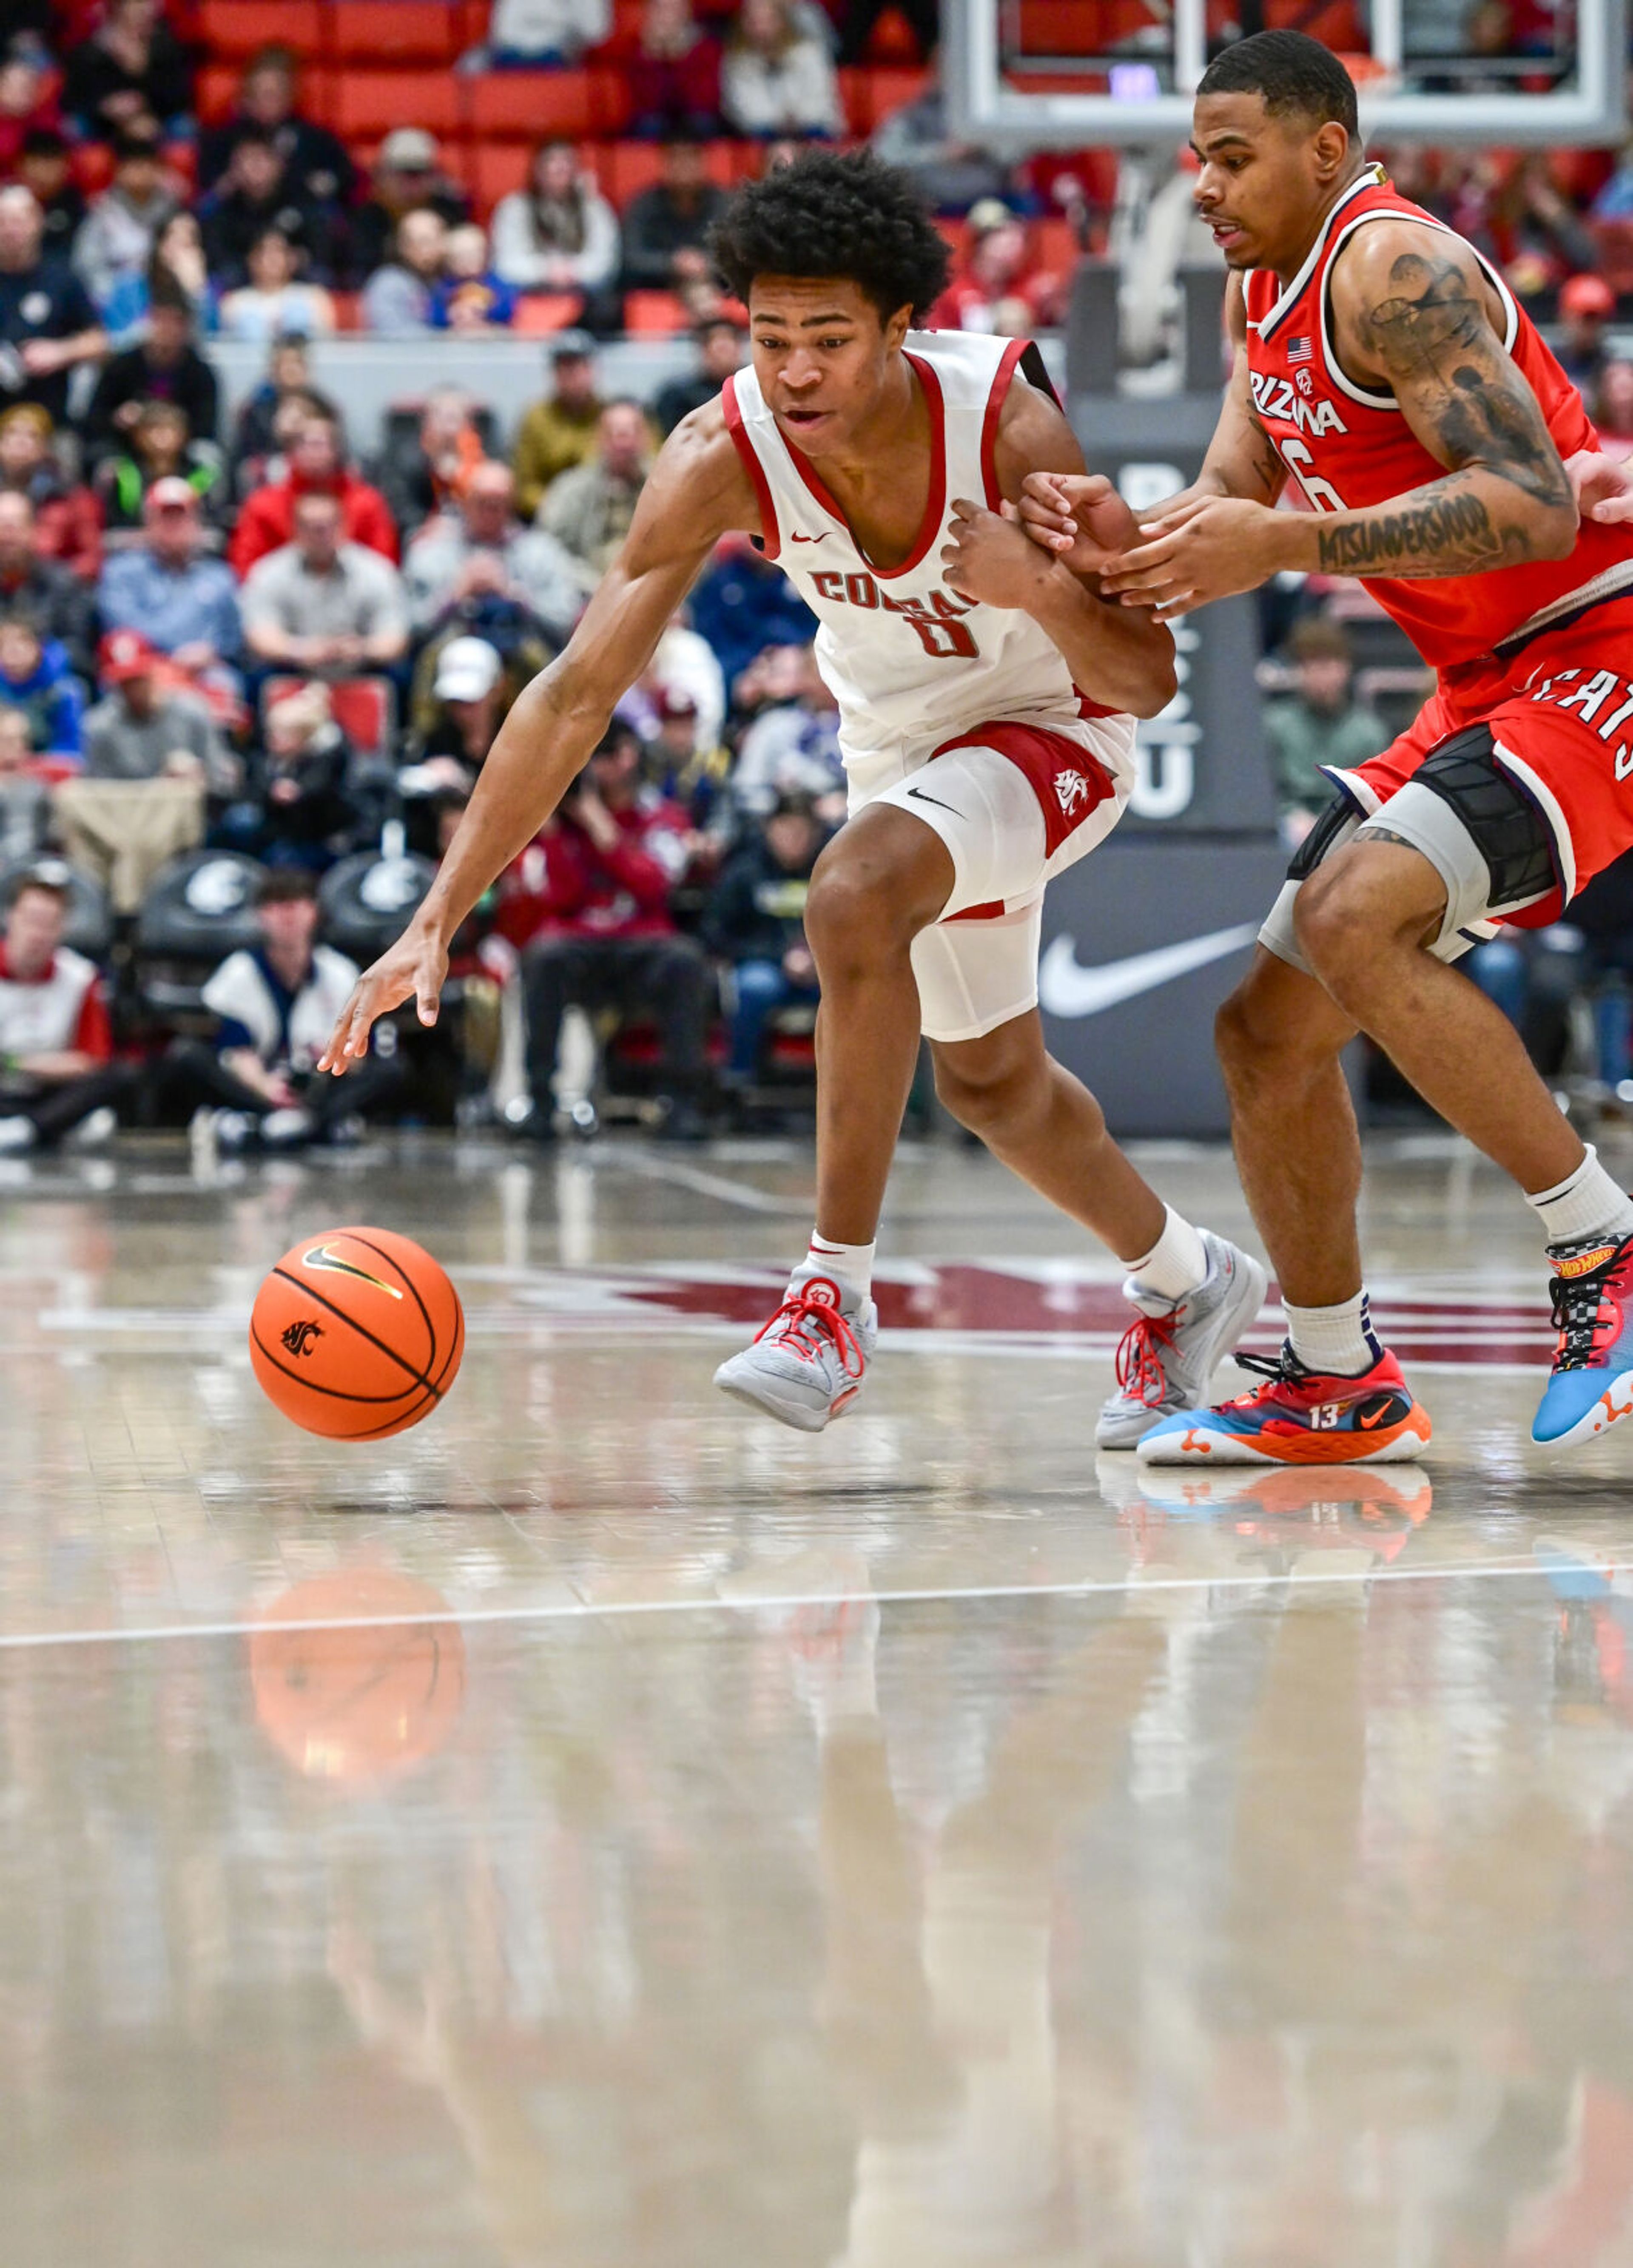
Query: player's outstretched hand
1098,494,1283,619
1565,446,1633,525
941,496,1055,609
318,924,448,1075
1016,472,1141,575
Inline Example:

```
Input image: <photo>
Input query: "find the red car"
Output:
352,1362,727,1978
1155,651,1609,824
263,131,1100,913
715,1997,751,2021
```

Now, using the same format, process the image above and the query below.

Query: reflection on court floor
5,1133,1633,2264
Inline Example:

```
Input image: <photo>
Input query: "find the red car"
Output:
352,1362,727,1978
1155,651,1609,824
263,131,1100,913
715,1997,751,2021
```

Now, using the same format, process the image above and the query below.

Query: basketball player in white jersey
319,150,1266,1437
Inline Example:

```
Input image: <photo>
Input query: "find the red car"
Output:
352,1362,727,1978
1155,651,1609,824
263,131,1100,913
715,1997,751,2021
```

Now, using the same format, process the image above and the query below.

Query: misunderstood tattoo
1357,251,1573,517
1316,483,1512,575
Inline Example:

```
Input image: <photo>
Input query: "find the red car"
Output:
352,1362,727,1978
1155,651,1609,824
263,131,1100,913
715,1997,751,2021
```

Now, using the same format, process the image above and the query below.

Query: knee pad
1409,724,1559,912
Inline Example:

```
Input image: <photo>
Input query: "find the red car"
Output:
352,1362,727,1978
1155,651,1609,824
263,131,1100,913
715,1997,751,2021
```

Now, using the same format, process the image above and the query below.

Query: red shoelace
755,1287,866,1377
1113,1309,1179,1407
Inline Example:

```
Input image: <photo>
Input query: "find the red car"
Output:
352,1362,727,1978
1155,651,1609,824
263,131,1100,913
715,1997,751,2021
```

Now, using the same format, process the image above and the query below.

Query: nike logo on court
1038,923,1260,1018
905,784,964,818
791,531,828,545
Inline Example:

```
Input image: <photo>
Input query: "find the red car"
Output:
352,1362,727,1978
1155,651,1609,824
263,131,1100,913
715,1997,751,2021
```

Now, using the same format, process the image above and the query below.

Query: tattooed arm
1311,221,1577,574
1100,220,1577,618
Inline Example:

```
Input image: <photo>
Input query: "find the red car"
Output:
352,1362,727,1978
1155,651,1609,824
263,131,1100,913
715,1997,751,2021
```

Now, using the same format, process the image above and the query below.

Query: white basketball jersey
723,331,1135,805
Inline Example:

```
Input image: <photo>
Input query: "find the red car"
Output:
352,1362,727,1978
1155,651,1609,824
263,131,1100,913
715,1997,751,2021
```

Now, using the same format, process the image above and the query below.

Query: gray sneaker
714,1266,879,1433
1095,1229,1268,1449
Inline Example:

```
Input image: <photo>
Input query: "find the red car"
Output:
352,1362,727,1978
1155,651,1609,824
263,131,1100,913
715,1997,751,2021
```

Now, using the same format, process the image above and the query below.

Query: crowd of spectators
0,1,1630,1148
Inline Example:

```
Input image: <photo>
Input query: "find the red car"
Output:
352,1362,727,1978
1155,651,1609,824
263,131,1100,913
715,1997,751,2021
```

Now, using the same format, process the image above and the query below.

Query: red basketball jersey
1243,170,1633,670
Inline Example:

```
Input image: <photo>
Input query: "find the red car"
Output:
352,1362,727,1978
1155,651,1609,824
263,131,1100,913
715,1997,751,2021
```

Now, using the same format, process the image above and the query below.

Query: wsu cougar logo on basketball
1054,769,1092,817
281,1319,323,1358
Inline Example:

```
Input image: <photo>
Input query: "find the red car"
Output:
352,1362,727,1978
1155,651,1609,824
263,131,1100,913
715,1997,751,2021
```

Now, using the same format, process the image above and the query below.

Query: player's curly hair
708,149,951,325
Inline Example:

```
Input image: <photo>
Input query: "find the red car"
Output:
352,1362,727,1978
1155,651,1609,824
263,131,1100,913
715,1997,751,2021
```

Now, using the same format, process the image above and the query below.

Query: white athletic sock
1527,1144,1633,1249
799,1234,876,1302
1283,1291,1384,1378
1124,1206,1208,1304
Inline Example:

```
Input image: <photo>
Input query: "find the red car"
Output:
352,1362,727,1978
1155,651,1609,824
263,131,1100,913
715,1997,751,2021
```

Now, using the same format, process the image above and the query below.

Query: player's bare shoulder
1327,215,1504,392
617,394,763,574
990,359,1085,503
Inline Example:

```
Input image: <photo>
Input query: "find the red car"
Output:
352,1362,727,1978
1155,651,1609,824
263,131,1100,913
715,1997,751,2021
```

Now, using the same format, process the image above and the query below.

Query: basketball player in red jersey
1025,29,1633,1462
317,151,1269,1439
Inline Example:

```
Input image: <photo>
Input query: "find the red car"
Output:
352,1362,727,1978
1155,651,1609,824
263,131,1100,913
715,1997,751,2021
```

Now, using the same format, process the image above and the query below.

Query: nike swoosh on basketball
1038,923,1260,1018
301,1243,404,1299
905,784,964,818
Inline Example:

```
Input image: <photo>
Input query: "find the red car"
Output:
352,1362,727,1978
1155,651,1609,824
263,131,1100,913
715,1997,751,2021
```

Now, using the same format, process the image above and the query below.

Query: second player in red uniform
1025,30,1633,1461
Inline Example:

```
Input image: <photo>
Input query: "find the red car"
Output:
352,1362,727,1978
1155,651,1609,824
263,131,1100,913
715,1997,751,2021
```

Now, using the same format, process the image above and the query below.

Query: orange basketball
250,1225,464,1439
250,1569,467,1787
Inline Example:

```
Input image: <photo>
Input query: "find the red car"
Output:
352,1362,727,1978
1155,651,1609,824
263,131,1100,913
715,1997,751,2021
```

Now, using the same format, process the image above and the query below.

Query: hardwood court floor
5,1127,1633,2266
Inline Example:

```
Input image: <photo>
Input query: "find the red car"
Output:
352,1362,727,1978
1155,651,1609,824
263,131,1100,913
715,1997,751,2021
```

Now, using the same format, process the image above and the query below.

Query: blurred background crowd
0,0,1627,1155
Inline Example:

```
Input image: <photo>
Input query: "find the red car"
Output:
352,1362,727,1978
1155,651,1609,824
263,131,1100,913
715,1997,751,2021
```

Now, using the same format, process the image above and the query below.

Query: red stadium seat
197,0,323,60
1034,216,1080,273
588,64,633,136
623,290,691,334
70,144,116,196
1014,0,1154,51
603,140,666,204
857,65,932,130
468,72,600,141
512,293,589,334
264,676,396,759
330,2,464,64
468,142,534,216
330,71,463,139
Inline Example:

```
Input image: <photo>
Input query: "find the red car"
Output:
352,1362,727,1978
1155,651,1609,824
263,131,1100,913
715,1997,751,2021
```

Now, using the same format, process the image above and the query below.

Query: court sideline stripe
0,1554,1614,1651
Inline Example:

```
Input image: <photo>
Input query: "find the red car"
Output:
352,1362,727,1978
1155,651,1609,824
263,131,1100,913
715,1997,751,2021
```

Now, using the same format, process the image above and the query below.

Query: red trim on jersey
721,374,781,561
932,718,1117,860
780,351,947,582
0,944,112,1061
980,336,1029,511
73,979,112,1062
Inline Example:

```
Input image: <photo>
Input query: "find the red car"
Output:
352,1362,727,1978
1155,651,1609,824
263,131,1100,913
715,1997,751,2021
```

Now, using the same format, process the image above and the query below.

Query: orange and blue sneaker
1532,1232,1633,1447
1136,1342,1432,1466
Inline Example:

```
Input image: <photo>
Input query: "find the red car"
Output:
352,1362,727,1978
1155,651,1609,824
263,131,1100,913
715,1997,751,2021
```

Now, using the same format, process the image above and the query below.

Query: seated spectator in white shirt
0,861,131,1153
490,140,620,333
241,491,410,680
164,866,404,1151
217,225,336,343
720,0,842,139
481,0,611,64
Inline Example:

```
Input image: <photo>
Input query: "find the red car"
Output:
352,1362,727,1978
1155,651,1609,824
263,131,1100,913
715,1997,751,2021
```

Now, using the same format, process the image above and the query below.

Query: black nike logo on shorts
905,784,963,819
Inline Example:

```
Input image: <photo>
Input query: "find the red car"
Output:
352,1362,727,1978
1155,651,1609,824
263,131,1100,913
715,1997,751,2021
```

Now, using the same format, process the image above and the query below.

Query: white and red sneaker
714,1268,878,1433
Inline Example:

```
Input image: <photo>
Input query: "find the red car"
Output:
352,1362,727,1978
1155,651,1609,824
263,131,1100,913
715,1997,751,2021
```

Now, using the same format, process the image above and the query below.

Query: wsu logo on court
1053,769,1092,816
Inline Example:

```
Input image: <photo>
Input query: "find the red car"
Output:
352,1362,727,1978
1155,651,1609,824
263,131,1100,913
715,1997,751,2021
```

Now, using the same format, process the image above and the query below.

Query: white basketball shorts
858,714,1135,1043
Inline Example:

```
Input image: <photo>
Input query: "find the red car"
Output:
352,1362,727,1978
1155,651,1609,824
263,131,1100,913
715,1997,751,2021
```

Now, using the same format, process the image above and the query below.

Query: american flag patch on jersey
1287,336,1313,364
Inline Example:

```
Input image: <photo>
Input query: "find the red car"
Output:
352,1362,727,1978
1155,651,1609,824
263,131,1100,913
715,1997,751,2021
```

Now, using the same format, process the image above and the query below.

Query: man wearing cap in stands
1556,271,1616,388
512,332,605,521
98,477,242,701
